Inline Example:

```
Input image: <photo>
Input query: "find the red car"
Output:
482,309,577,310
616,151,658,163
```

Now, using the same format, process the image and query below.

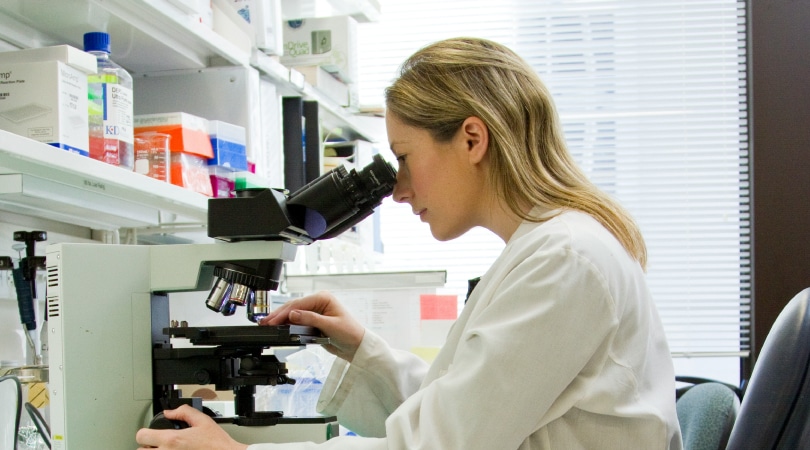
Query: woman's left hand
135,405,249,450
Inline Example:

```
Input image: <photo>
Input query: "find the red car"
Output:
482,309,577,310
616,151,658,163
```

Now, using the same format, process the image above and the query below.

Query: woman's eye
396,155,406,163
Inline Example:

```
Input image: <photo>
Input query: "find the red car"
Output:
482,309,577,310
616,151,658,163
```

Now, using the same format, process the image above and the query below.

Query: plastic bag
256,346,335,417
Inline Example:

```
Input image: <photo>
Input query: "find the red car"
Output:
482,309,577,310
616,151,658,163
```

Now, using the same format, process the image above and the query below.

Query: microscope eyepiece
287,153,397,239
207,153,396,243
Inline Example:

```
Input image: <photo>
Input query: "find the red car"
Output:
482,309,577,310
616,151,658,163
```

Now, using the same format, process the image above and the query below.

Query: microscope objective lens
221,301,237,316
229,283,250,306
205,277,231,312
248,290,270,323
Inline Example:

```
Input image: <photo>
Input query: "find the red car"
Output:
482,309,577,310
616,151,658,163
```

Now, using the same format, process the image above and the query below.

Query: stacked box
207,120,247,198
0,45,96,155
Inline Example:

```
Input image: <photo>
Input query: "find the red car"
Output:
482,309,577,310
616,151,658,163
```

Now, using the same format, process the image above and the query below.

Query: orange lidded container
134,112,214,196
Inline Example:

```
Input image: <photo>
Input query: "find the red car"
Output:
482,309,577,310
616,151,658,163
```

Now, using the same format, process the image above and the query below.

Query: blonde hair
385,37,647,269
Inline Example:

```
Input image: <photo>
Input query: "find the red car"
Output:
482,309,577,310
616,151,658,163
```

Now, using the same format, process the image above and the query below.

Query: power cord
24,402,50,449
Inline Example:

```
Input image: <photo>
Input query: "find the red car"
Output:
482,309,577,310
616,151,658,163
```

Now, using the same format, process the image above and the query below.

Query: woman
136,37,682,450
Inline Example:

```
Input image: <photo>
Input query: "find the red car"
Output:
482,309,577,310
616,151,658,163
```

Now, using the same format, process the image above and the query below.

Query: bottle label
87,83,106,161
103,83,134,145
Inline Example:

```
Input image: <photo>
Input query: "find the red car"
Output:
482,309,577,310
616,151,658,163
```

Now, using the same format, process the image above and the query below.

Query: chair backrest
726,287,810,449
677,382,740,450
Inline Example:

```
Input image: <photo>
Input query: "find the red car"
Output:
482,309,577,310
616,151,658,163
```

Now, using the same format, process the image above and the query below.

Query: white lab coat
249,210,683,449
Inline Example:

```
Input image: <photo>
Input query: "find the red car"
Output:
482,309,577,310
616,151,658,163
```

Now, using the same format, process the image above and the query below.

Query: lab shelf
0,0,249,72
0,0,381,142
0,0,380,231
0,129,208,231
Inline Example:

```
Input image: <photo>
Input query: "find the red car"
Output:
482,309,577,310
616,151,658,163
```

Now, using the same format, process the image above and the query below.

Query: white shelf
0,0,379,141
0,0,250,73
0,130,208,230
0,0,380,231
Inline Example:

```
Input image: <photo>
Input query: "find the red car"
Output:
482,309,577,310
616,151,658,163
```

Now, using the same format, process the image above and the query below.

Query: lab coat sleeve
377,247,619,449
316,330,430,437
247,331,429,450
250,244,621,449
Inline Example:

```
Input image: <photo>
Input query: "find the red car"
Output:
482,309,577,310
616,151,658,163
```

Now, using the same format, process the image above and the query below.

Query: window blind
358,0,750,357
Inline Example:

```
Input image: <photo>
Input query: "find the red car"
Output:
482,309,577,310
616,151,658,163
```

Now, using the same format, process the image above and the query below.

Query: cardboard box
0,45,96,155
280,15,358,83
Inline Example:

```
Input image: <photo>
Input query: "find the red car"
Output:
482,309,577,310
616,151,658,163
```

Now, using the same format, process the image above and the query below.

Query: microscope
45,155,396,449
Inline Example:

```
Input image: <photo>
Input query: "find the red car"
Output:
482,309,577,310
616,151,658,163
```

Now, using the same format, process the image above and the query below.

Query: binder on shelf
303,100,321,183
282,96,305,192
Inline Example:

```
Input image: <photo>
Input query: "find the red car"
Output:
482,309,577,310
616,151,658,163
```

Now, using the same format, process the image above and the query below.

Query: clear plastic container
83,31,134,170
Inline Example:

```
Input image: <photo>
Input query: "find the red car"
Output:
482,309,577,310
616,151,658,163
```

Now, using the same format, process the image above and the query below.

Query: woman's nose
392,174,410,203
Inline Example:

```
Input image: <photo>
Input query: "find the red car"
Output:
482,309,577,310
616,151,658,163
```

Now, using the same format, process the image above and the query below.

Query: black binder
303,100,321,185
282,96,305,192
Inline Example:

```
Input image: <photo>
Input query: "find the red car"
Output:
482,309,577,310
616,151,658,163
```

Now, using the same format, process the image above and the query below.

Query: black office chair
725,287,810,449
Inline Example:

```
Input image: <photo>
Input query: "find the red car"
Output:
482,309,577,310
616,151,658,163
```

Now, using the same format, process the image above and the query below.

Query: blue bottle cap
83,32,111,53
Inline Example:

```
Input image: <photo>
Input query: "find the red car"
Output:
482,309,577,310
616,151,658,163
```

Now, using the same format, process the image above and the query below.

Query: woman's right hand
259,291,365,362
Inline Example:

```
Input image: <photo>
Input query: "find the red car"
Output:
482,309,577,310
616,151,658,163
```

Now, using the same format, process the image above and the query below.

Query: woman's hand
260,291,365,362
136,405,248,450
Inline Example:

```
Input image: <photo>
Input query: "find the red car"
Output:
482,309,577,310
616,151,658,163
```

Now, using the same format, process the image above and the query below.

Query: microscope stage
166,325,326,347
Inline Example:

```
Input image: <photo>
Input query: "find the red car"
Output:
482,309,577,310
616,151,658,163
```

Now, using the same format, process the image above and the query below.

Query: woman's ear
461,116,489,164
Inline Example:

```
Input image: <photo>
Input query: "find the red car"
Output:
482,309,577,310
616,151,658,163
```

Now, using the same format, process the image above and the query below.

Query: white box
280,15,358,83
0,45,96,155
229,0,283,55
0,45,97,71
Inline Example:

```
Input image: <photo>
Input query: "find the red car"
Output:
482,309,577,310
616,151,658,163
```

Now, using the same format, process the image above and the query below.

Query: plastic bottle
83,31,134,170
